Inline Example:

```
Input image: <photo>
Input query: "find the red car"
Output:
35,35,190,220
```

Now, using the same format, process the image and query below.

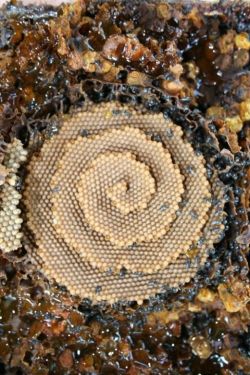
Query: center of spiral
75,127,184,248
92,152,156,215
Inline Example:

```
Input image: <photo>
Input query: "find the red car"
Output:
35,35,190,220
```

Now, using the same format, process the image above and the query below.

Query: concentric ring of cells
23,101,225,303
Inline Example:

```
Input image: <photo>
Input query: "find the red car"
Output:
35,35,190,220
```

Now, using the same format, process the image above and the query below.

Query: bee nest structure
23,102,226,303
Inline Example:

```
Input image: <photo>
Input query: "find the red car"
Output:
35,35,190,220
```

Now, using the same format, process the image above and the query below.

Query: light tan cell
23,101,226,303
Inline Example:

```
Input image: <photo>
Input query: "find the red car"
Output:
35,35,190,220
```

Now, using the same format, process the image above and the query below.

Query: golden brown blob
23,101,225,303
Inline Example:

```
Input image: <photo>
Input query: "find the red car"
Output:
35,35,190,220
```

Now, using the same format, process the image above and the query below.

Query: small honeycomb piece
0,139,27,253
